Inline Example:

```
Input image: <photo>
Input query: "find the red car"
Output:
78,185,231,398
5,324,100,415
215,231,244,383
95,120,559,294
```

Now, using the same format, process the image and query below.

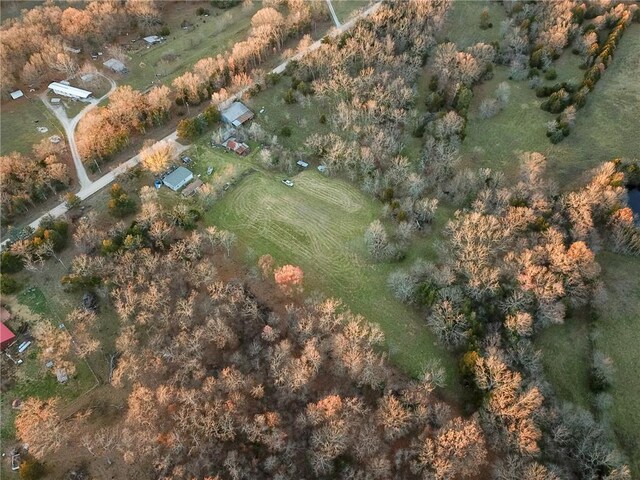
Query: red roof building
1,322,16,350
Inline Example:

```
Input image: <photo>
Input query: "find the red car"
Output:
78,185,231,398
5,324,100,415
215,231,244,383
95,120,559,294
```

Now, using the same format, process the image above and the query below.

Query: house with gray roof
163,167,193,191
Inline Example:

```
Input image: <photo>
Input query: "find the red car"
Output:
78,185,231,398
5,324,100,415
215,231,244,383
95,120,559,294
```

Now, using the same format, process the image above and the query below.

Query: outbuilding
1,322,16,351
103,58,127,74
143,35,163,45
163,166,194,191
10,90,24,100
221,101,254,127
182,179,204,197
48,82,92,100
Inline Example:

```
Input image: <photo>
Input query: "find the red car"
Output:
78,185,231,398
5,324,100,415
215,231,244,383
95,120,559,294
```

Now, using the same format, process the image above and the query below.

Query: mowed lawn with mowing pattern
202,157,459,387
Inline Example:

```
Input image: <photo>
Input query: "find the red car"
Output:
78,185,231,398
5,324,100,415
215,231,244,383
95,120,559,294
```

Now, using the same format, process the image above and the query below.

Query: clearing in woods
198,146,459,389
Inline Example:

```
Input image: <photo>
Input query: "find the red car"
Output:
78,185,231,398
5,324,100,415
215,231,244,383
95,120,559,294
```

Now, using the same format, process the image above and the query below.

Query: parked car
91,52,98,60
207,166,214,175
317,165,327,173
282,179,294,187
296,160,309,168
181,155,192,164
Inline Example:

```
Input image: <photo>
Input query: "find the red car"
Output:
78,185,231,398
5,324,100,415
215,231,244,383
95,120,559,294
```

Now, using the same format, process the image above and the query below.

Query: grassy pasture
461,22,640,186
122,3,258,91
593,253,640,473
189,143,460,388
330,0,372,24
0,96,65,156
440,0,507,49
244,80,332,152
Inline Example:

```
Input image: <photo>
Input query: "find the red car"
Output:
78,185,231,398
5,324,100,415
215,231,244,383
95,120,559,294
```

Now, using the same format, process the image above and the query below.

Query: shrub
1,251,24,273
158,25,170,37
177,117,202,141
428,76,439,92
19,458,46,480
108,184,136,218
479,98,499,119
280,126,292,137
479,8,492,29
266,72,282,85
0,273,20,294
319,114,327,124
591,350,615,391
425,92,444,111
64,193,81,210
544,68,557,80
203,105,221,125
283,88,297,104
196,7,210,16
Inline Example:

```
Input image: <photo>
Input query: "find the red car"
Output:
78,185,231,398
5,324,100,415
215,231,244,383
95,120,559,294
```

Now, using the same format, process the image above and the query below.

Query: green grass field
0,96,65,156
593,253,640,472
440,0,506,49
330,0,372,23
186,142,460,389
461,22,640,186
244,80,332,152
122,3,258,91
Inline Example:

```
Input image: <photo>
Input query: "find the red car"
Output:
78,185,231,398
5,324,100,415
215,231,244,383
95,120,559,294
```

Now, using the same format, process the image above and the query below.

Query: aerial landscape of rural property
1,0,639,478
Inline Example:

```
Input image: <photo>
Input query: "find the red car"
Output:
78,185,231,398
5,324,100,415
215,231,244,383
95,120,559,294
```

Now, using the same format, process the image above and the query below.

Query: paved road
41,73,117,189
1,2,381,248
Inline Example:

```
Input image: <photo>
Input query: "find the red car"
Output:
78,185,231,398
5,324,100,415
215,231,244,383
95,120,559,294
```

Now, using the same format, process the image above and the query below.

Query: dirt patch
160,53,179,63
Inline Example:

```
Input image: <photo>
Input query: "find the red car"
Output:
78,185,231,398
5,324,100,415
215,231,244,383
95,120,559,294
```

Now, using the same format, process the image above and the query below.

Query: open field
0,96,65,156
536,316,592,410
121,3,258,91
461,22,640,186
439,0,506,49
595,253,640,472
187,143,460,389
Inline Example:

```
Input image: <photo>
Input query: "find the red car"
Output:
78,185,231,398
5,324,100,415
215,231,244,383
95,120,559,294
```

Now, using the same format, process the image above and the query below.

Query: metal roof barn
48,82,92,99
221,101,254,127
163,167,194,191
103,58,127,73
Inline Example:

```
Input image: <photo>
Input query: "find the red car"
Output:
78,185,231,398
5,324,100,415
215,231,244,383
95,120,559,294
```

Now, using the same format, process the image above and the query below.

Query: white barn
163,167,194,191
48,82,92,100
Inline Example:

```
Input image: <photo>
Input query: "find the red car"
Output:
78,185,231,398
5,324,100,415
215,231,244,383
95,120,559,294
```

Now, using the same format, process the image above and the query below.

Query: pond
627,188,640,222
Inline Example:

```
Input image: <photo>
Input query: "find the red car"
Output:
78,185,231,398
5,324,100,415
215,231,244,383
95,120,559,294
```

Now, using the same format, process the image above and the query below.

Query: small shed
10,90,24,100
223,138,250,156
182,179,204,197
1,322,16,351
103,58,127,74
143,35,162,45
163,166,194,191
55,368,68,384
221,101,254,127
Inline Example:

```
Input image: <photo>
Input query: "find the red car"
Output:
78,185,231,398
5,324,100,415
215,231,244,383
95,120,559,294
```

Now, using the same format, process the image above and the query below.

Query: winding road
0,2,381,248
40,73,117,189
